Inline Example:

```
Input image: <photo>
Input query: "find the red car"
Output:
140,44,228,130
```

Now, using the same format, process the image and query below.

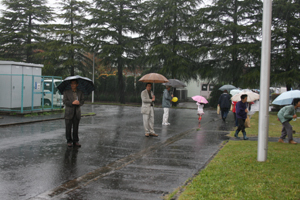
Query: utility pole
258,0,272,162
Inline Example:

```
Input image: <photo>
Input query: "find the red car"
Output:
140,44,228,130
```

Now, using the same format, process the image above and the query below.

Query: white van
42,79,63,107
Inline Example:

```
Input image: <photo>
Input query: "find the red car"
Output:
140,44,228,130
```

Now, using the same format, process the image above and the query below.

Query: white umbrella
230,89,241,96
231,91,260,102
272,90,300,105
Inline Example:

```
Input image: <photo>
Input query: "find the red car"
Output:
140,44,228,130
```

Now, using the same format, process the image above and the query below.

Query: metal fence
0,74,63,113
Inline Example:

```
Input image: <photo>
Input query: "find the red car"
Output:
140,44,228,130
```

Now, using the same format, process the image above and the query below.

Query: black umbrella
57,75,95,95
163,79,186,88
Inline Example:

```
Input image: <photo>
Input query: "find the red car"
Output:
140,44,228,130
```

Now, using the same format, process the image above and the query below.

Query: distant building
184,76,215,100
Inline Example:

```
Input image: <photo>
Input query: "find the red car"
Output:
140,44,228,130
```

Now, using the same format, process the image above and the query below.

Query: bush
271,93,280,102
126,76,135,95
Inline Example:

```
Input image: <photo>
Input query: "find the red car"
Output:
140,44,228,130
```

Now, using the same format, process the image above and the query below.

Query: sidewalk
0,113,65,126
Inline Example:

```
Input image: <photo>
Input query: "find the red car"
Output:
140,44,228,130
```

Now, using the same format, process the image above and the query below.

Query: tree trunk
286,84,292,91
27,14,32,63
118,61,125,104
70,3,75,76
118,3,125,104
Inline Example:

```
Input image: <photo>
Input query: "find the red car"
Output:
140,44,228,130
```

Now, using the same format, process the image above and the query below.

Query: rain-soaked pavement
0,103,237,200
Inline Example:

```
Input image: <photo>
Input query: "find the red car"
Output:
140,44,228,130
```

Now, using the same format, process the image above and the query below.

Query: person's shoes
166,123,170,125
278,139,285,143
242,132,249,140
73,142,81,147
162,123,166,125
67,143,73,147
150,133,158,137
289,140,297,144
222,118,225,122
145,133,150,137
234,130,240,139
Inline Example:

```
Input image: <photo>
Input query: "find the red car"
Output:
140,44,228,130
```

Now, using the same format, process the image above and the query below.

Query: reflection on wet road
0,104,234,200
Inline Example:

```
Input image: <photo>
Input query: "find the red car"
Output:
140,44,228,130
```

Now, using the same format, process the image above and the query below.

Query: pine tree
146,0,201,80
271,0,300,91
196,0,263,87
0,0,53,62
88,0,147,104
41,0,90,76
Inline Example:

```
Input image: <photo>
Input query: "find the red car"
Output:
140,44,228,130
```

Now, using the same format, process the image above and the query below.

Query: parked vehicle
42,79,63,107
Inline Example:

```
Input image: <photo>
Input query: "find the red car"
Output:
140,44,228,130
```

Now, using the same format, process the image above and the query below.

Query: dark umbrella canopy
57,75,95,95
163,79,186,88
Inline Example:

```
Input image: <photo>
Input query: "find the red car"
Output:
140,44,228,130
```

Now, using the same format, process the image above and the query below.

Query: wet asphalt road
0,104,234,200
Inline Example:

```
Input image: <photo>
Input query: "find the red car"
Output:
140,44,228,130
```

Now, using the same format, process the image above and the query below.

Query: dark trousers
233,112,238,126
221,108,229,119
236,118,246,133
65,115,80,143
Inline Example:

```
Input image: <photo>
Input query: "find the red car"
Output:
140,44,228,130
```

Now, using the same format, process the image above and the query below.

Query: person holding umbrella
141,83,158,137
277,98,300,144
63,79,84,147
162,86,173,125
218,90,231,122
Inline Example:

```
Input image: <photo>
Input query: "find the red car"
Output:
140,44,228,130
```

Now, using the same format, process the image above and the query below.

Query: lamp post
257,0,272,162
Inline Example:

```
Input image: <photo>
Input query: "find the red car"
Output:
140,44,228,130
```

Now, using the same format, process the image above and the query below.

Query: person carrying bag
234,94,249,140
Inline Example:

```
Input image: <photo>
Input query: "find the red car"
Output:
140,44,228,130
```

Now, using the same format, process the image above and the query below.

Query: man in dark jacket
218,90,231,122
63,79,84,147
234,94,249,140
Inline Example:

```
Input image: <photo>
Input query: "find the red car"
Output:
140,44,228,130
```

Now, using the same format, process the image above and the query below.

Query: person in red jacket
232,101,238,127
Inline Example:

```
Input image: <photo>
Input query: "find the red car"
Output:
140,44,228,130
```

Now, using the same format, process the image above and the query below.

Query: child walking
196,102,205,122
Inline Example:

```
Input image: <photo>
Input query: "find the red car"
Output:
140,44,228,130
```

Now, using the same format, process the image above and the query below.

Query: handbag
244,116,250,128
217,105,220,115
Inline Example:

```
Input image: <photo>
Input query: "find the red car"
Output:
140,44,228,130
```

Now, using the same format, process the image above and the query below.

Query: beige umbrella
139,73,169,83
139,73,168,93
231,91,260,102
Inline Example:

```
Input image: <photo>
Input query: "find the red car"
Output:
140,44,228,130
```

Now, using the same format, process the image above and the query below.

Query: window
202,84,208,91
209,85,214,91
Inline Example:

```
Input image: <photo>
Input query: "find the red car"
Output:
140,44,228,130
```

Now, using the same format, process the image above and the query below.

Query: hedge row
89,75,165,103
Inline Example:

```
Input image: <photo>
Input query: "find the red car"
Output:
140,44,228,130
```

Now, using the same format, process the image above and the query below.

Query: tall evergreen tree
0,0,53,62
42,0,90,76
271,0,300,91
196,0,262,87
89,0,147,104
146,0,201,80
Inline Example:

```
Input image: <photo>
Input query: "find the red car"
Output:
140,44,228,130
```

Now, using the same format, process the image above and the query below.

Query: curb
0,114,96,127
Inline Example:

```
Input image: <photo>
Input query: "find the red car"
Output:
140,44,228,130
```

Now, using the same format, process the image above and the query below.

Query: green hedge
89,75,163,103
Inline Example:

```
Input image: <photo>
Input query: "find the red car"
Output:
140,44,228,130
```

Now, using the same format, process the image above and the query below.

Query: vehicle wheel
44,99,52,106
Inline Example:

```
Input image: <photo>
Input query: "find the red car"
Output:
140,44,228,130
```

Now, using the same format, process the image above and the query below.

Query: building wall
185,77,215,99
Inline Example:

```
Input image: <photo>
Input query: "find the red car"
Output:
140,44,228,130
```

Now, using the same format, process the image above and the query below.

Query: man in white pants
162,86,173,125
141,83,158,137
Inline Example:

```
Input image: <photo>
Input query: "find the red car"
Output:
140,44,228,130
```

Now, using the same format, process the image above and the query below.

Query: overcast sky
0,0,212,21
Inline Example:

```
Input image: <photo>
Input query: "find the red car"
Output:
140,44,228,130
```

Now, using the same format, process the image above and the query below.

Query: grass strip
177,141,300,200
229,112,300,138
